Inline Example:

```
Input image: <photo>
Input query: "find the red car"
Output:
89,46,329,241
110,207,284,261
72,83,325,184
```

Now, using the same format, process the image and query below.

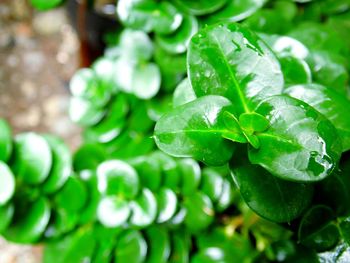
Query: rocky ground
0,0,81,261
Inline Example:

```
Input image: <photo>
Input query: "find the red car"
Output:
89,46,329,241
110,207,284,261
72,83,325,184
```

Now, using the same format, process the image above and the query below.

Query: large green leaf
231,155,313,223
285,84,350,152
249,95,342,182
187,23,283,115
154,95,236,166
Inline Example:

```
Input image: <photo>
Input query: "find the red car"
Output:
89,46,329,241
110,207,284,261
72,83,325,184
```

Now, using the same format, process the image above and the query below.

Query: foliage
3,0,350,262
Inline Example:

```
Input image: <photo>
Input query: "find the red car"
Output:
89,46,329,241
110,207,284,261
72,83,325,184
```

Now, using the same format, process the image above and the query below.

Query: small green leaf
174,0,227,15
172,78,197,108
231,155,314,223
155,15,198,54
285,84,350,152
69,97,105,127
3,197,51,244
132,63,161,100
115,230,147,263
184,192,214,233
97,196,130,228
204,0,266,23
155,187,178,224
249,95,342,182
73,143,107,172
0,162,15,205
96,160,139,199
154,95,236,166
0,203,14,233
129,188,157,228
42,135,72,194
200,168,224,203
0,119,12,162
239,112,270,133
54,176,87,213
168,231,191,263
188,23,283,114
117,0,183,34
177,158,201,195
13,133,52,185
145,226,171,263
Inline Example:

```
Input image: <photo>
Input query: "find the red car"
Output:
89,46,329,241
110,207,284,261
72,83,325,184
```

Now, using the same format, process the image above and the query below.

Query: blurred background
0,0,80,261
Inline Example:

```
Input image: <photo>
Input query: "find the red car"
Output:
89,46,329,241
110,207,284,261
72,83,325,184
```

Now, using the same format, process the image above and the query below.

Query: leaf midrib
212,34,251,114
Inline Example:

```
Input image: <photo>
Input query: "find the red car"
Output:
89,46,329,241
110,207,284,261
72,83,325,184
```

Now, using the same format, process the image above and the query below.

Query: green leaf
0,203,14,233
154,95,236,166
200,168,224,203
172,78,197,108
42,135,72,194
155,187,178,224
298,205,339,251
177,158,201,195
129,188,157,228
285,84,350,152
117,0,183,34
216,178,234,212
184,192,214,233
54,176,87,213
156,15,198,54
115,230,147,263
145,226,171,263
204,0,266,24
239,112,270,133
69,97,105,127
174,0,227,15
0,119,12,162
119,29,154,62
279,56,312,86
97,196,130,228
132,63,161,99
340,217,350,246
168,231,191,263
69,68,111,107
43,209,78,240
249,95,342,182
13,133,52,185
96,160,139,199
3,197,51,244
188,23,283,114
29,0,63,10
231,155,314,223
73,143,107,172
0,162,15,205
43,225,96,263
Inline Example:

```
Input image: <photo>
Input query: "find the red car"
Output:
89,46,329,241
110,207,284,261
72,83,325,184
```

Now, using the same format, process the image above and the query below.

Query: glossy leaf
155,187,178,224
204,0,266,24
172,78,197,108
73,143,107,172
200,168,224,203
154,95,235,166
69,97,105,127
183,192,214,233
117,0,183,34
145,226,171,263
174,0,227,15
97,160,139,199
285,84,350,152
97,196,130,228
249,95,342,182
132,63,161,100
3,197,51,244
188,23,283,114
279,56,312,86
115,230,147,263
0,119,12,162
0,203,14,233
12,133,52,185
155,15,198,54
129,188,157,228
42,135,72,194
0,162,15,205
231,155,314,223
177,158,201,195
